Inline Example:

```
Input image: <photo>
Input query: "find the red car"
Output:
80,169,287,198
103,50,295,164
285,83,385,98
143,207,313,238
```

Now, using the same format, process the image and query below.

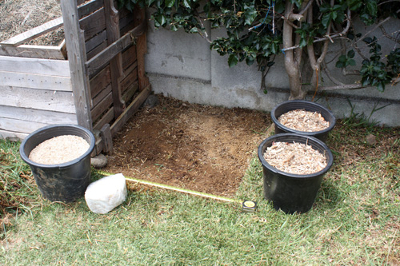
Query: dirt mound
104,95,271,197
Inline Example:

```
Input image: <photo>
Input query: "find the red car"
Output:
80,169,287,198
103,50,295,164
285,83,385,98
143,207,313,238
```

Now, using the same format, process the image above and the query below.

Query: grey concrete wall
145,17,400,127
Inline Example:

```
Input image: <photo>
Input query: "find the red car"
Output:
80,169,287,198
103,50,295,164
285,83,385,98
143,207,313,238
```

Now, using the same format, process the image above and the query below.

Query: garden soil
104,95,271,197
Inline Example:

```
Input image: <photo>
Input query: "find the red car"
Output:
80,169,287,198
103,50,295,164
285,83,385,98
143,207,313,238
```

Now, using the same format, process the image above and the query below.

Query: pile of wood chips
264,141,327,175
278,109,329,132
29,135,89,165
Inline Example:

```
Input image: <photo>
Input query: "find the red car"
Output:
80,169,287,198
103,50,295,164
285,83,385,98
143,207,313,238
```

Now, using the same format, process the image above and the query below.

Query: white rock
85,173,127,214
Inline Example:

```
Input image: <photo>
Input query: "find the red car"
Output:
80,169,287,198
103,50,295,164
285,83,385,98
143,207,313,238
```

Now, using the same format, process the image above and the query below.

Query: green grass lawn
1,120,399,265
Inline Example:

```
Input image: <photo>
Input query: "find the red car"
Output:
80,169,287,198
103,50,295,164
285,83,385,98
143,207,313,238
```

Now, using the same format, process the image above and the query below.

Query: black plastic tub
20,125,95,202
258,133,333,214
271,100,336,142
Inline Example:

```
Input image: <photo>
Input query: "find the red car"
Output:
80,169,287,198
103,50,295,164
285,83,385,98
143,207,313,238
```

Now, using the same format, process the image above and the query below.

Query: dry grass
0,0,63,45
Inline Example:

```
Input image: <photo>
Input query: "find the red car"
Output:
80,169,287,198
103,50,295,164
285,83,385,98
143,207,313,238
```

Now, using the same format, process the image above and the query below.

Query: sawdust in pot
264,141,327,175
278,109,329,132
29,135,89,165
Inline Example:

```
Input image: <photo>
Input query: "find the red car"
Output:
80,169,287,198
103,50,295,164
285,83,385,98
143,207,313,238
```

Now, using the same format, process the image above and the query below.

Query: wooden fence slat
0,130,28,141
122,45,137,71
110,85,151,136
93,107,114,131
0,117,50,134
0,55,70,76
0,45,65,60
61,0,93,130
85,30,107,54
85,19,146,78
0,17,64,46
79,8,106,41
0,105,77,125
0,71,72,91
133,7,150,90
90,66,111,98
0,87,76,113
92,85,112,107
105,0,125,117
91,92,113,122
78,0,104,19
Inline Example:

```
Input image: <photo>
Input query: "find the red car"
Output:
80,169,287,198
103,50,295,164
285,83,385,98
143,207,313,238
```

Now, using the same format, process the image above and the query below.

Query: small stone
366,134,376,145
85,173,127,214
91,154,108,168
143,95,160,109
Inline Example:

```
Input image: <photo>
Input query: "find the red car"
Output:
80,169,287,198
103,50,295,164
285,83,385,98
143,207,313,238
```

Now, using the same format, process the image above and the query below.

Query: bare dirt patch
104,95,271,197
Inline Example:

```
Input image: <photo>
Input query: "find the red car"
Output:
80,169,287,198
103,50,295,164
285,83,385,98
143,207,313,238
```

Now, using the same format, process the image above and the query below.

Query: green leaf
347,0,363,10
348,59,356,66
165,0,175,8
336,61,345,68
347,50,355,58
189,27,198,33
228,54,238,67
182,0,191,8
366,0,377,16
299,38,308,48
321,14,331,28
376,82,385,92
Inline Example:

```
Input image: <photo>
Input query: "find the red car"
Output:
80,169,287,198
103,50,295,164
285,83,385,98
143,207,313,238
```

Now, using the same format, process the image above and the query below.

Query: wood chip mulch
264,141,328,175
278,109,329,132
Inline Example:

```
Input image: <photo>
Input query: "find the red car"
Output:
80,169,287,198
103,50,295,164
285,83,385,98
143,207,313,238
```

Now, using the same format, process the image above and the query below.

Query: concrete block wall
145,17,400,127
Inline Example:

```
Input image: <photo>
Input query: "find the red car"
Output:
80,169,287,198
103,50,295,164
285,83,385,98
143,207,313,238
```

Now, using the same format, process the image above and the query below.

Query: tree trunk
283,1,306,100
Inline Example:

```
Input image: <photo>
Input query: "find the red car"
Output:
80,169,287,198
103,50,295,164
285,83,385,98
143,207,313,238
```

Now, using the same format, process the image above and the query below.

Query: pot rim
271,100,336,135
19,124,95,169
258,133,334,178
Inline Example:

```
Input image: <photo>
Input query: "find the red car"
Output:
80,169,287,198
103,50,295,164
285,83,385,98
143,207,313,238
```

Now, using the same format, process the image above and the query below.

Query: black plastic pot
271,100,336,142
258,133,333,214
20,125,95,202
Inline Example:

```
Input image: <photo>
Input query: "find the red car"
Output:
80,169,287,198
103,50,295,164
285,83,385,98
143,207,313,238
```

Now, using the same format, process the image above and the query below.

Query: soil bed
278,109,329,132
104,95,271,197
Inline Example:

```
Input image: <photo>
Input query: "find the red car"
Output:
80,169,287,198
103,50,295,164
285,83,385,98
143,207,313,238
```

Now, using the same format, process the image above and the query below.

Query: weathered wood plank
79,8,106,41
0,105,77,125
0,55,70,76
90,66,111,98
110,85,151,136
0,117,49,135
85,30,107,55
121,66,138,93
0,86,76,113
100,123,113,155
61,0,93,130
122,45,137,71
0,130,28,141
91,92,113,122
86,41,108,61
0,17,64,46
0,71,72,91
133,7,150,90
0,45,65,60
78,0,104,19
93,107,114,131
105,0,125,117
122,81,138,102
85,20,146,77
92,84,112,107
